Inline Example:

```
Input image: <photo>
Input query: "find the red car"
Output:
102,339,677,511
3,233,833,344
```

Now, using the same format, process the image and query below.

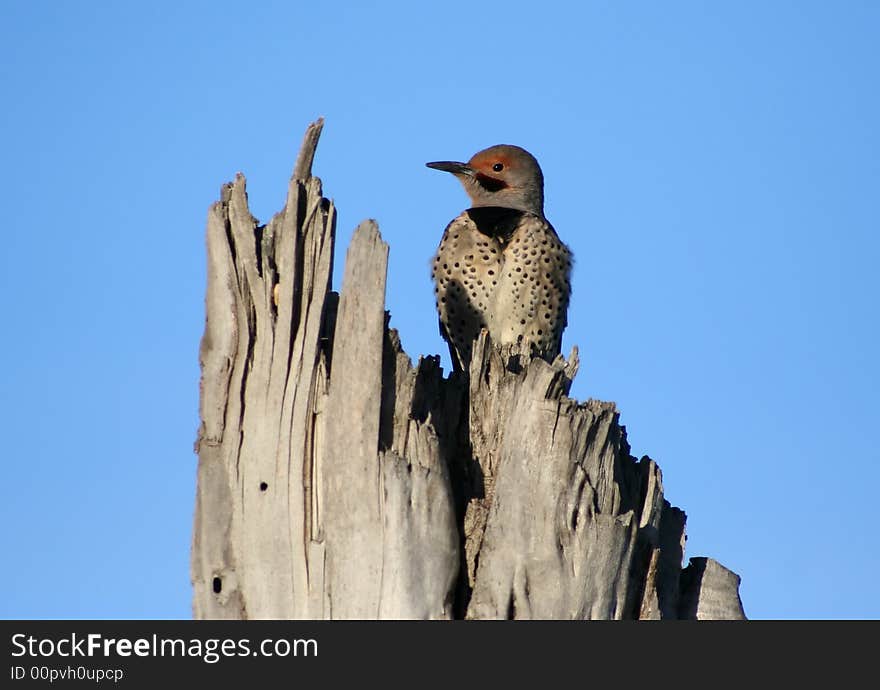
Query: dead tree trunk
191,120,746,620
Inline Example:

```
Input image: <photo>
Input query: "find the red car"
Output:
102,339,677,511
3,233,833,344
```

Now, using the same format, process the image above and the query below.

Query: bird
426,144,572,373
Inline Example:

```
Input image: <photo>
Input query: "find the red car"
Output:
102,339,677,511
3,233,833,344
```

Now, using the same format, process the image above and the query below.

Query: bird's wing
431,212,503,373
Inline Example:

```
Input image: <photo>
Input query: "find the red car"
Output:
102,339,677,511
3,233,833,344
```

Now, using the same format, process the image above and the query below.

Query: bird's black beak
426,161,474,176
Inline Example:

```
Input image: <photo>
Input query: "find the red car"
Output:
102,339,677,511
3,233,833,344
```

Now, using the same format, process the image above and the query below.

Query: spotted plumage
427,145,572,372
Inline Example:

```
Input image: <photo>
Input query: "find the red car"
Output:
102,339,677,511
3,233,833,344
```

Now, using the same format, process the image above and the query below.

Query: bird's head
426,144,545,217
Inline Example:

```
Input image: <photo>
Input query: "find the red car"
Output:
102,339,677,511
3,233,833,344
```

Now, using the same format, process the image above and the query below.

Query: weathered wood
192,120,746,620
460,335,687,619
679,558,747,620
193,120,335,619
321,220,388,617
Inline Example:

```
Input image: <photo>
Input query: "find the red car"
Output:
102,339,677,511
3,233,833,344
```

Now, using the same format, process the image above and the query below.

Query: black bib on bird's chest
465,206,531,248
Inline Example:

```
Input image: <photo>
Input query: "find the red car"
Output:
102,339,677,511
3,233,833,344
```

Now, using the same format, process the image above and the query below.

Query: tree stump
191,119,746,620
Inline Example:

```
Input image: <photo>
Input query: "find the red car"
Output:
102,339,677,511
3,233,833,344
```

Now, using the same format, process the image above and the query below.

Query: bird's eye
492,162,504,172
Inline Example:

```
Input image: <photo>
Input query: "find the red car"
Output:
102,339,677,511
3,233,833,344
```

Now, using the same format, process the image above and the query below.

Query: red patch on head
469,150,514,174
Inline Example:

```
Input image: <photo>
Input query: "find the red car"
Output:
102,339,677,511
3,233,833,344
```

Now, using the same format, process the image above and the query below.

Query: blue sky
1,1,877,619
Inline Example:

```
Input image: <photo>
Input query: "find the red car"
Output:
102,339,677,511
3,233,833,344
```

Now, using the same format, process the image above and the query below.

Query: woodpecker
427,145,572,372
